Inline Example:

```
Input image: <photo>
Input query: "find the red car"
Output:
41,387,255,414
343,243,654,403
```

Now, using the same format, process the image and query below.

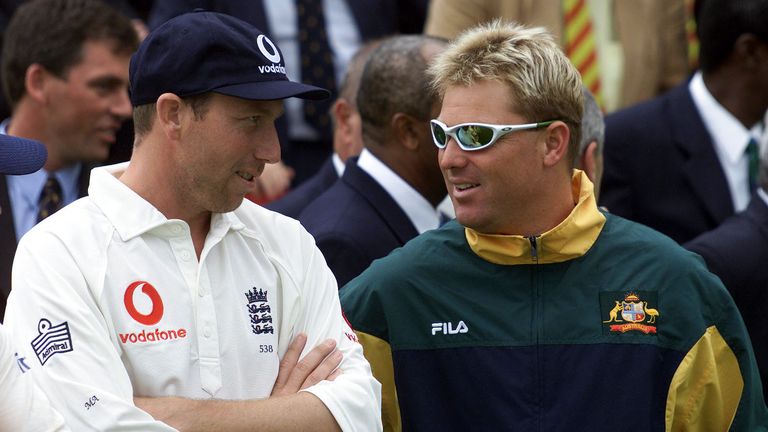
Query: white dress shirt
357,149,440,234
689,72,763,212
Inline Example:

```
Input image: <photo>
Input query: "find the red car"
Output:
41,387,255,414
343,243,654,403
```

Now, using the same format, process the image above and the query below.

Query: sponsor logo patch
256,34,281,63
601,291,660,334
31,319,73,365
124,281,163,326
431,320,469,336
120,281,187,345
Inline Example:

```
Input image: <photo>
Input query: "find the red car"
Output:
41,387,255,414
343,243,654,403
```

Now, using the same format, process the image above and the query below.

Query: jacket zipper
527,235,543,431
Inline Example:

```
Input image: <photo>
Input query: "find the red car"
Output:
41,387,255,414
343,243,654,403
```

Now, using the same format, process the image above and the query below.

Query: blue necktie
296,0,337,140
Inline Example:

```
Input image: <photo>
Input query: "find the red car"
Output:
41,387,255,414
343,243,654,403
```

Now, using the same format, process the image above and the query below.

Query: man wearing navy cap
4,10,381,431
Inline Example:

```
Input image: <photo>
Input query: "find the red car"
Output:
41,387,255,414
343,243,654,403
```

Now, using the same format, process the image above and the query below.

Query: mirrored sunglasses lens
431,123,447,146
457,125,493,148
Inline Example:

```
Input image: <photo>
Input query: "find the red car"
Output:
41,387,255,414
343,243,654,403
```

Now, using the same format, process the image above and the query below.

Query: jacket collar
466,170,606,265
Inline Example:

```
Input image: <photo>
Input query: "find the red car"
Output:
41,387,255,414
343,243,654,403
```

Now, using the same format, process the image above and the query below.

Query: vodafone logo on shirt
124,281,163,325
119,281,187,345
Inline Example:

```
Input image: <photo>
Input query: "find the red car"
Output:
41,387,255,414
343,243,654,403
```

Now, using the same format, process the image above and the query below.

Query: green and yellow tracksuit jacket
340,170,768,432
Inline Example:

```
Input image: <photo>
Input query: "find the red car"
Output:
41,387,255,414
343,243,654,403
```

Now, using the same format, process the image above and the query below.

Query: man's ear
542,121,570,167
155,93,183,141
580,141,599,183
333,98,354,140
391,112,421,151
24,64,51,104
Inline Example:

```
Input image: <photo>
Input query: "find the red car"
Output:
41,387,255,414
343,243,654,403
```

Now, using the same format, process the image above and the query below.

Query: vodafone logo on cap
257,35,281,63
124,281,164,326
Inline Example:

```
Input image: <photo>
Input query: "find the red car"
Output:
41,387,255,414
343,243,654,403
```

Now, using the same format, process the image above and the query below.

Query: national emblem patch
600,291,660,335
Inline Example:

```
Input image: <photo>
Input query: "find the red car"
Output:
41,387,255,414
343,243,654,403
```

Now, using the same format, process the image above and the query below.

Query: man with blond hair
340,20,767,431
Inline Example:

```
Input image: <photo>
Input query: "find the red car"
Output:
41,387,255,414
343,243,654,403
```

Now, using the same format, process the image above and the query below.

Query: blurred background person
599,0,768,243
0,0,137,318
269,38,385,218
423,0,691,112
685,138,768,399
299,35,447,287
574,87,604,199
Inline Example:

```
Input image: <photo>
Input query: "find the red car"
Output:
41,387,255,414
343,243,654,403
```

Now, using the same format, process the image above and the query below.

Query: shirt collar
689,72,762,164
357,148,440,234
465,170,606,265
88,163,245,241
758,188,768,208
9,164,82,209
332,152,345,177
1,119,82,208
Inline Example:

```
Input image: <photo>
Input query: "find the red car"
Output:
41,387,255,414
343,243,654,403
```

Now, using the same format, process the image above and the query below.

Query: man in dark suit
599,0,768,244
299,35,447,287
268,39,384,218
685,143,768,399
0,0,137,317
149,0,428,186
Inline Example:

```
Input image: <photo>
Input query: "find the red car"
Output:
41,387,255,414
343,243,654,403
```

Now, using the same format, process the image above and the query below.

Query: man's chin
211,196,246,214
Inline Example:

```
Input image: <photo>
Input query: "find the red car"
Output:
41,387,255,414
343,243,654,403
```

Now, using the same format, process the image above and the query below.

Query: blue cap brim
0,135,47,175
212,80,330,101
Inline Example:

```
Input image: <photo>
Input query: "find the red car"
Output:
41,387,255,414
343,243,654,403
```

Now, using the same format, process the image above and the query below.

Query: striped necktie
37,174,63,222
563,0,603,109
684,0,700,70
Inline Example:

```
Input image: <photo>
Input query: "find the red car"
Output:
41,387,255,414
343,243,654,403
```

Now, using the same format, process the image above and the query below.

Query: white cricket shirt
0,324,68,431
5,163,381,431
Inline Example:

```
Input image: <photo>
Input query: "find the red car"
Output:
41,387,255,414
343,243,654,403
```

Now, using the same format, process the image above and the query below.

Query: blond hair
429,20,583,160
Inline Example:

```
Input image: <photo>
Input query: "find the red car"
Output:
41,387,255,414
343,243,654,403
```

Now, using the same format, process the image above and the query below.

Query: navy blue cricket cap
0,135,47,175
129,10,330,106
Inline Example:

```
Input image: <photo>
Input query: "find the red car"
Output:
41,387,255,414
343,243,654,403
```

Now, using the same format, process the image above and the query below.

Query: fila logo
431,321,468,335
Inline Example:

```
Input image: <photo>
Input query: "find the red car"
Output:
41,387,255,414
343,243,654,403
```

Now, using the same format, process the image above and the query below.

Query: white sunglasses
430,119,556,151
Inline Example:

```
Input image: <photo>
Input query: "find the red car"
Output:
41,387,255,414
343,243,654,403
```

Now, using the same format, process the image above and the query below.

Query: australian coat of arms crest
602,292,660,334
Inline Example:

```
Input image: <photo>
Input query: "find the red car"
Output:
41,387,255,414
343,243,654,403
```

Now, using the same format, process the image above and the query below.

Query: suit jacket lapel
342,159,419,245
745,194,768,230
78,163,92,198
670,85,734,225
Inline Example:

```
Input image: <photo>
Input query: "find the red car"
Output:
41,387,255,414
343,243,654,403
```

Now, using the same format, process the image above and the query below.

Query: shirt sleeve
340,272,400,432
5,232,177,431
0,324,69,432
279,229,382,432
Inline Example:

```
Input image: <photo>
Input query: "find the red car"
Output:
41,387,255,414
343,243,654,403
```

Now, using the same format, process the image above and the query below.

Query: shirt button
198,286,207,297
181,250,192,261
171,225,182,234
203,327,211,338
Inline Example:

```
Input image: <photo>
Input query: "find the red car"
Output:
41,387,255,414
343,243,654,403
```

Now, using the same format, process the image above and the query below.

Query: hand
271,333,342,397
